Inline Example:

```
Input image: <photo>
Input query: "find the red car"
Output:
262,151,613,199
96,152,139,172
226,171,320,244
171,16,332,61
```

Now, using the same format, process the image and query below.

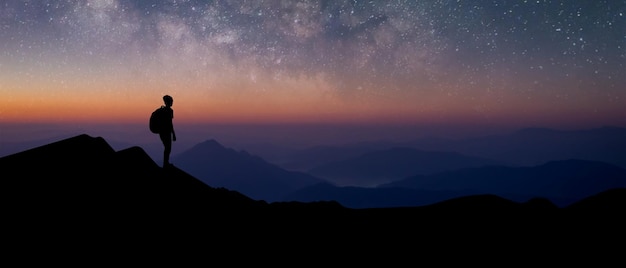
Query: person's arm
171,110,176,141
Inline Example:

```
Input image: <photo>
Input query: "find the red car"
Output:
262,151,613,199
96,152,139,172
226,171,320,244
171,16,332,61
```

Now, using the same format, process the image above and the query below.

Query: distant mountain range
166,126,625,208
5,133,623,211
306,147,506,187
2,134,625,261
283,159,626,208
6,125,623,211
379,159,626,199
238,125,626,171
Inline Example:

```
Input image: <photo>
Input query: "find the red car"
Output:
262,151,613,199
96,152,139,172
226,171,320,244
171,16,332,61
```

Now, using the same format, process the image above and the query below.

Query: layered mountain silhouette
401,126,626,168
251,141,391,171
2,134,625,261
171,139,325,202
169,134,625,209
380,159,626,203
285,158,626,208
306,147,506,187
244,126,626,172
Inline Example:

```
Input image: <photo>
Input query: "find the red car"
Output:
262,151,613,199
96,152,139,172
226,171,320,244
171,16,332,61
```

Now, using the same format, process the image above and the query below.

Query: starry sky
1,0,625,138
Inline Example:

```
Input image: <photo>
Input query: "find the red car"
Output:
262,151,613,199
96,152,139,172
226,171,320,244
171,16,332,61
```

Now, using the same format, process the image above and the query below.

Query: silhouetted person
160,95,177,167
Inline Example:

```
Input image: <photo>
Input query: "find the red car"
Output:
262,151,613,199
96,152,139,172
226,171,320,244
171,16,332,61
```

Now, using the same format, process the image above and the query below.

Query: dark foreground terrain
1,134,624,264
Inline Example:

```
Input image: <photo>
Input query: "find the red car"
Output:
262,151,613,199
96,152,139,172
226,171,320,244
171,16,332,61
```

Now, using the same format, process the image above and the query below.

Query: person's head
163,95,173,107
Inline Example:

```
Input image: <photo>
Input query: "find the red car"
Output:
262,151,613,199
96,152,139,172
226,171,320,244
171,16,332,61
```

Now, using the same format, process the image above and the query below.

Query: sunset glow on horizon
1,1,625,130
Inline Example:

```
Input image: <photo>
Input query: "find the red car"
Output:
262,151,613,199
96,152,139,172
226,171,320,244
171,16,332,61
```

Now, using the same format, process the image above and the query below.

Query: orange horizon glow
2,51,624,128
2,81,625,129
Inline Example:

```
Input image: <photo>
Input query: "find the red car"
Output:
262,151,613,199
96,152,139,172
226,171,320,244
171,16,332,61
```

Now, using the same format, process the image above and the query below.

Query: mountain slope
0,134,263,212
172,139,326,202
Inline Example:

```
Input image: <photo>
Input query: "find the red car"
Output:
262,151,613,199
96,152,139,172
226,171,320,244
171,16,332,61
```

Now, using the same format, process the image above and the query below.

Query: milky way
1,0,625,127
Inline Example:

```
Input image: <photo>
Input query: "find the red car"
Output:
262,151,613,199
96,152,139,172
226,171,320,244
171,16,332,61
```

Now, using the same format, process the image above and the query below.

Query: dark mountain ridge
282,181,578,209
282,182,482,209
2,134,625,262
1,134,262,212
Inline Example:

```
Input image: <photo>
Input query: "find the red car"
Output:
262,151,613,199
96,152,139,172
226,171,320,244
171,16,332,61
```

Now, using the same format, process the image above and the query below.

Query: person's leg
163,142,171,167
160,133,172,167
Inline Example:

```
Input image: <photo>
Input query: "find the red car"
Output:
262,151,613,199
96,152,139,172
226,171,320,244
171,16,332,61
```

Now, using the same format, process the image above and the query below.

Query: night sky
1,1,625,142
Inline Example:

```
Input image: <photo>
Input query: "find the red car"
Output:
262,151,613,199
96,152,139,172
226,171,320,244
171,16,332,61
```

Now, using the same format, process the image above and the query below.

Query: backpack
149,106,167,134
